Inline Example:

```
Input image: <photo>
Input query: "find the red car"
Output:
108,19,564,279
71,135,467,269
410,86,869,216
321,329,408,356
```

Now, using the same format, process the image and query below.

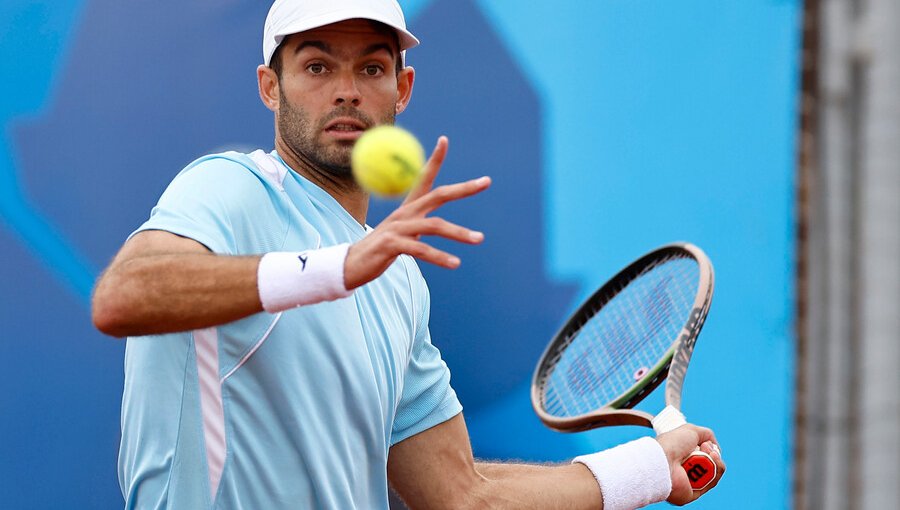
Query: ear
395,66,415,114
258,65,280,112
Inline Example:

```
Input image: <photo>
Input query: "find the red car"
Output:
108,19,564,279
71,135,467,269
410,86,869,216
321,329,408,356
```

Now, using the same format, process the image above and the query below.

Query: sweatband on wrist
573,437,672,510
257,244,353,313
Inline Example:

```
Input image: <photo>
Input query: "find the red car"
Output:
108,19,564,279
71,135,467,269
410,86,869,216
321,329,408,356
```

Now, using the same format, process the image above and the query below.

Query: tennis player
92,0,725,508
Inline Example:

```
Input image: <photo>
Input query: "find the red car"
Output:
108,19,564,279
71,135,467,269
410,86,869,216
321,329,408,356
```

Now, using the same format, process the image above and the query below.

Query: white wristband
257,244,353,313
573,437,672,510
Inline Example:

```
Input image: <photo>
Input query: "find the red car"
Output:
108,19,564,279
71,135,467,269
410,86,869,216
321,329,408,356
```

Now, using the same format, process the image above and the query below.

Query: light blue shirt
118,150,462,509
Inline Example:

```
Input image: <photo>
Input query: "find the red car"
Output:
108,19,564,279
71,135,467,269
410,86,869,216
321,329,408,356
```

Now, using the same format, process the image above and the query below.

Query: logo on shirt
297,253,308,271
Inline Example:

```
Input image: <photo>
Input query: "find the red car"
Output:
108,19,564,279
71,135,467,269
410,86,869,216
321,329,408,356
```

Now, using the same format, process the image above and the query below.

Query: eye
307,63,327,75
362,64,384,77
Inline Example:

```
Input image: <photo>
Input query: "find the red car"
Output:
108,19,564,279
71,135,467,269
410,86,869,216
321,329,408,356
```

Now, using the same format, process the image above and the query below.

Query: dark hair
269,23,404,80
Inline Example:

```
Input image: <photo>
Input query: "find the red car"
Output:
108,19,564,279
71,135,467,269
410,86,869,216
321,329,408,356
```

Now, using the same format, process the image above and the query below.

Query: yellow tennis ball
351,125,425,197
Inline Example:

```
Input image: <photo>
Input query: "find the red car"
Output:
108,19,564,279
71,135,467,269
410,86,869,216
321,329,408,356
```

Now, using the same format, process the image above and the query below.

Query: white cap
263,0,420,66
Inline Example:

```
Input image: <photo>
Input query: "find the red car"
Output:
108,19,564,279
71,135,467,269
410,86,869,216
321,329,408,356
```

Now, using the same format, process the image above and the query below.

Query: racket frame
531,242,714,432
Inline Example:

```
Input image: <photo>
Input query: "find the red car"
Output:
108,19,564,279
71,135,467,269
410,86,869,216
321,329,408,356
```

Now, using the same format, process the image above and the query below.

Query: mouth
324,118,368,141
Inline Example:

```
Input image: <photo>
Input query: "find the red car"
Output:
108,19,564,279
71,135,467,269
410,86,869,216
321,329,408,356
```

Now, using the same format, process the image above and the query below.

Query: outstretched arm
91,230,262,337
387,413,725,510
92,137,490,337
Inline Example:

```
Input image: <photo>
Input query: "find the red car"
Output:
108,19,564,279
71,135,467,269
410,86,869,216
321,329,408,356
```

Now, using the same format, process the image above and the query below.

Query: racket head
531,243,714,432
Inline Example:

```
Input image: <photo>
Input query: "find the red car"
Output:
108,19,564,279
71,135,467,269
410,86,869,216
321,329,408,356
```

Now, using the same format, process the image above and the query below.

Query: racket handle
682,451,716,491
652,405,717,491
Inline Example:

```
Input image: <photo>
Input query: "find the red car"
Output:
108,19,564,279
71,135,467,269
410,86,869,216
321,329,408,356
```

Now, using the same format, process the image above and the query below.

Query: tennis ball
351,125,425,197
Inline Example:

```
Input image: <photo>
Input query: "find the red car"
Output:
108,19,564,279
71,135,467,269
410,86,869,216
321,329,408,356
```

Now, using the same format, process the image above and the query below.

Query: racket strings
541,254,699,417
549,258,694,411
558,259,693,409
542,264,685,415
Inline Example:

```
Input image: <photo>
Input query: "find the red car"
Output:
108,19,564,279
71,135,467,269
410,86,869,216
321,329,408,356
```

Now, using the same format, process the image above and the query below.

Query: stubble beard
277,91,395,179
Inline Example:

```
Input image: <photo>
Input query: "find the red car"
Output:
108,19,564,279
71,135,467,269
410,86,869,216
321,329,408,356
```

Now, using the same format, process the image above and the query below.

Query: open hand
344,136,491,290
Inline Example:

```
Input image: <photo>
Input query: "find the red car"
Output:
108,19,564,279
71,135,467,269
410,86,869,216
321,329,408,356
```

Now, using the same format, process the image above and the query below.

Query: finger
405,176,492,216
700,440,722,461
701,440,726,481
688,441,725,499
393,238,461,269
403,136,448,205
345,232,464,288
394,217,485,245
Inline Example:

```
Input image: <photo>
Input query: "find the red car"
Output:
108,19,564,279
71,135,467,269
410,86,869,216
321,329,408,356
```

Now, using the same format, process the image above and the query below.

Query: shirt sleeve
132,155,286,255
391,266,463,444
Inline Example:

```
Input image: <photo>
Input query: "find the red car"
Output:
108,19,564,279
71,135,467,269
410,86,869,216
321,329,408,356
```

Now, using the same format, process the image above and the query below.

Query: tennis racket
531,242,716,491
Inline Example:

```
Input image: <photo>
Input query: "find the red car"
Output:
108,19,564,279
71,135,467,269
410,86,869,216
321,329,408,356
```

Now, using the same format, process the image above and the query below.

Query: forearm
471,461,602,510
92,251,262,337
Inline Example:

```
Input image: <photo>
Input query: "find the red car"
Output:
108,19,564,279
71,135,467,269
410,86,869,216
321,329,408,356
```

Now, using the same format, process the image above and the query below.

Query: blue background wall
0,1,800,508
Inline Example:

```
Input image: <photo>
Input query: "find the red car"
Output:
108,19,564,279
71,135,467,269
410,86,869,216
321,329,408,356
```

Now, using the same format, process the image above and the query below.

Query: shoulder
142,150,292,254
170,151,278,195
155,150,293,219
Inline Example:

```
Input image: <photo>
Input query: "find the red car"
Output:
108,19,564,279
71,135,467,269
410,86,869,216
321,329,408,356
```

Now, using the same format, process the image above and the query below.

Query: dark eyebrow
361,43,395,60
295,40,331,55
294,41,394,61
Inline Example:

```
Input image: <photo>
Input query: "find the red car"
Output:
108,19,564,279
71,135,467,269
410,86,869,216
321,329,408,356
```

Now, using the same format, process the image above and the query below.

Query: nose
333,71,361,107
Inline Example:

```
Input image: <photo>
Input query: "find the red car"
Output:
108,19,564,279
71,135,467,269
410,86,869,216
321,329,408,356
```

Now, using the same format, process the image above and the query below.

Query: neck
274,137,369,226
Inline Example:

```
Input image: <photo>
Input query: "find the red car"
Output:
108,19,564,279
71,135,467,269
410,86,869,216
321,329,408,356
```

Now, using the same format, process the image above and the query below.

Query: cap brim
267,10,419,65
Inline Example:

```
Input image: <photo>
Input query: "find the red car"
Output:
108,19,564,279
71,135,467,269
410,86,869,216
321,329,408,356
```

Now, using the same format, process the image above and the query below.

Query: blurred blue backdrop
0,0,800,508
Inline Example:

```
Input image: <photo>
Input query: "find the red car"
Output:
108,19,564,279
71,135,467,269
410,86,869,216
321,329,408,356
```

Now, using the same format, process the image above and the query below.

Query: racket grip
683,451,716,491
652,405,717,491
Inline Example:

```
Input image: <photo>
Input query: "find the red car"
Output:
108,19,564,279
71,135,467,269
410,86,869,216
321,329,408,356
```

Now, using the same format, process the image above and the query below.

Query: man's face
274,20,407,176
